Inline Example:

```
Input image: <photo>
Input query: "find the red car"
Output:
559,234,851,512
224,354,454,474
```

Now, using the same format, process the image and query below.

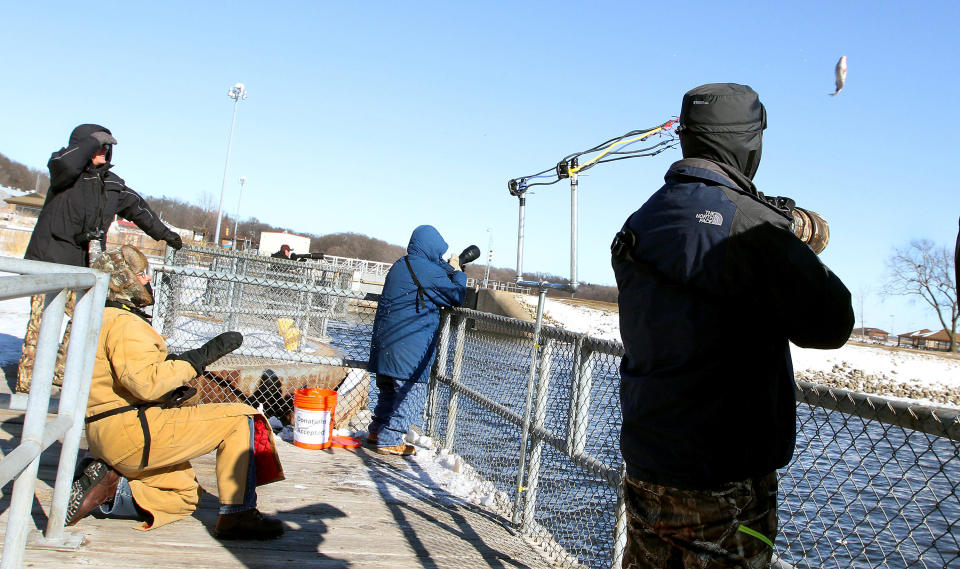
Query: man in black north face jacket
24,123,182,267
612,84,853,568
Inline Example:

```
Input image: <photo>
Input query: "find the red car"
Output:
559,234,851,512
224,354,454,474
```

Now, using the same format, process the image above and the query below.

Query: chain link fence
151,244,377,431
150,248,960,568
426,306,960,569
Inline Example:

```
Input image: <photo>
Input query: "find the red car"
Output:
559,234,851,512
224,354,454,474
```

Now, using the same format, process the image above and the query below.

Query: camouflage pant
16,292,75,393
622,473,778,569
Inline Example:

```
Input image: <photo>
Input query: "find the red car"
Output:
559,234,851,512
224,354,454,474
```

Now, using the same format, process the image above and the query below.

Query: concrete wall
474,289,533,322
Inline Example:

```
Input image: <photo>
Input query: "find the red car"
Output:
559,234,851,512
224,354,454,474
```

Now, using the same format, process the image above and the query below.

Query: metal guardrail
0,257,109,569
425,306,960,569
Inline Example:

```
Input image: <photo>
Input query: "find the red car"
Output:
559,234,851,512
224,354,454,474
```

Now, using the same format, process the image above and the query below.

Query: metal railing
0,257,109,569
425,306,960,569
466,278,532,294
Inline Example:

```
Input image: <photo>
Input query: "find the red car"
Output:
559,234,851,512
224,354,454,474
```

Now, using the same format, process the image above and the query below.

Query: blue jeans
369,374,427,447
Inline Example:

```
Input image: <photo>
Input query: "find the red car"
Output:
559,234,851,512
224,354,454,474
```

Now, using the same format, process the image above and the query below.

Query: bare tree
886,239,958,352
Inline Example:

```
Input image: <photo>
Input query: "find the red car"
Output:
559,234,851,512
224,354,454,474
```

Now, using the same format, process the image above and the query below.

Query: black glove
169,331,243,375
160,385,197,409
165,232,183,250
90,131,118,146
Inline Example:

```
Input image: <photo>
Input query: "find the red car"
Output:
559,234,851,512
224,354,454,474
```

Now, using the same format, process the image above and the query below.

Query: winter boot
365,432,378,448
376,444,417,456
66,458,121,525
214,508,285,540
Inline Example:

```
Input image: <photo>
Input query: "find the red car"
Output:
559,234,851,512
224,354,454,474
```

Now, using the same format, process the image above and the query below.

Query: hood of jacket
407,225,448,263
678,83,766,180
70,123,113,164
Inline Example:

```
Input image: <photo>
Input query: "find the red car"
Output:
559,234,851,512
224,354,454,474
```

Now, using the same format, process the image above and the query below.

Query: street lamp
214,82,247,247
232,176,247,251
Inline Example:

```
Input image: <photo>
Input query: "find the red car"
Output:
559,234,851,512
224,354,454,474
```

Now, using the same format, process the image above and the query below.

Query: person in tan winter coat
67,245,285,540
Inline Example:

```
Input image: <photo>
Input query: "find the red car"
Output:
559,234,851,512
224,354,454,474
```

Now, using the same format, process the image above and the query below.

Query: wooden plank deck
0,410,558,569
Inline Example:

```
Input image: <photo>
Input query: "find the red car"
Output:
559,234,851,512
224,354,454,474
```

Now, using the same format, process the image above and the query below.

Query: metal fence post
226,256,239,331
42,272,109,542
513,286,547,526
426,311,452,437
568,339,594,456
611,463,627,569
443,314,467,451
521,337,554,531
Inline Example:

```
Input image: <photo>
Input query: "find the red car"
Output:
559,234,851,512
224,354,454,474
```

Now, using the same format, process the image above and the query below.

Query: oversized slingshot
507,119,679,292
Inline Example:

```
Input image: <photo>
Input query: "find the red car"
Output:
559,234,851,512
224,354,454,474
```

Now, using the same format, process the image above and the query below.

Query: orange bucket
293,388,337,450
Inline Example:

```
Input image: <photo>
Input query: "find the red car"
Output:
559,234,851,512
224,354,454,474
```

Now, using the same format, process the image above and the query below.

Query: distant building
852,327,889,342
2,191,44,228
896,329,957,352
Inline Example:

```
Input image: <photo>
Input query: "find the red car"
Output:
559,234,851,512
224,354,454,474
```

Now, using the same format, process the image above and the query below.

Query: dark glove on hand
165,232,183,250
161,385,197,409
169,331,243,375
90,131,118,146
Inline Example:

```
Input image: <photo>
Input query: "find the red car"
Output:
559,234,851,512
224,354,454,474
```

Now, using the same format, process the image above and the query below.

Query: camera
74,228,105,246
758,194,829,254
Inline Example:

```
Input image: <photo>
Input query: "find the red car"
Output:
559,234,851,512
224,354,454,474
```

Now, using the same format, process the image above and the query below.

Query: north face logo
696,210,723,225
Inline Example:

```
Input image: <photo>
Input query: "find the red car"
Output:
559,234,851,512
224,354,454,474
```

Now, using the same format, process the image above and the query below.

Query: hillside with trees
0,151,49,193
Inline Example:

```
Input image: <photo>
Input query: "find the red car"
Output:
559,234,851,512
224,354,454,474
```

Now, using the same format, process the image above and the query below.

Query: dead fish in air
830,55,847,96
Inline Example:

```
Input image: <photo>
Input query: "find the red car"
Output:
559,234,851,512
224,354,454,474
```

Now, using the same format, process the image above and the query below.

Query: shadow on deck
0,411,556,569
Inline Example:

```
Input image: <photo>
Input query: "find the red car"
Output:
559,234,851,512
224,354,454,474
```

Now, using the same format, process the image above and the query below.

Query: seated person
67,245,285,540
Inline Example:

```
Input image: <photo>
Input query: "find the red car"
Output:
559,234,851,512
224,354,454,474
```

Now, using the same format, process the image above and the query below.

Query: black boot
214,508,284,540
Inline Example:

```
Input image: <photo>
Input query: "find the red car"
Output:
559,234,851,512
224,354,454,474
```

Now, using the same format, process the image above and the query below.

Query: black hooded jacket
613,84,853,489
24,124,175,267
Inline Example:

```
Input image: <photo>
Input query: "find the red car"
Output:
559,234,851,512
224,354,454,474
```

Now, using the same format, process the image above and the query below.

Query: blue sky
1,2,957,334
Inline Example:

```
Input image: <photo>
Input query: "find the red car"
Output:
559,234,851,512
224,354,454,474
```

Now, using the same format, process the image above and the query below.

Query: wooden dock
0,410,558,569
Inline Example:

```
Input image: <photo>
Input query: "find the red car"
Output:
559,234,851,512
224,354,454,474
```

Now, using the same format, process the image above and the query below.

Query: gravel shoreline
796,360,959,409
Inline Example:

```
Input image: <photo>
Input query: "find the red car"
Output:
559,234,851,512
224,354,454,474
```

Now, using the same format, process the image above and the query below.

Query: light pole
232,176,247,251
214,82,247,247
483,228,493,288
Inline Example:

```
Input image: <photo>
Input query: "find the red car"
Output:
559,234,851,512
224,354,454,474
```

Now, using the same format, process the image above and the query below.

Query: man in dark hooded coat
17,124,183,392
611,83,853,568
367,225,467,455
25,123,182,266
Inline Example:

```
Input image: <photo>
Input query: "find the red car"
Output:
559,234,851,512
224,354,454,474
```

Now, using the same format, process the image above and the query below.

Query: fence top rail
157,265,369,298
796,380,960,441
0,256,104,276
451,307,625,356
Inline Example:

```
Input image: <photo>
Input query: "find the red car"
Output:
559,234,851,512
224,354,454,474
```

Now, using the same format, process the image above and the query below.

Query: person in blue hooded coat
367,225,467,455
